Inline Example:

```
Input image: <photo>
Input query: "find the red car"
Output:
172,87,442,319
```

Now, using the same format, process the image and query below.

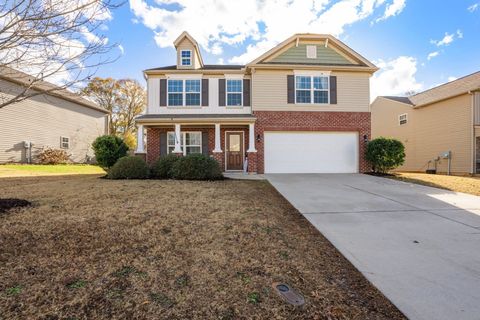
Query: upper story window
167,79,201,106
295,75,329,104
226,79,242,106
399,113,408,125
181,50,192,66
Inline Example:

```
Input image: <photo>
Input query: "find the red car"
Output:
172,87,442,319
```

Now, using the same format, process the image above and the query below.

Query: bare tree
0,0,122,109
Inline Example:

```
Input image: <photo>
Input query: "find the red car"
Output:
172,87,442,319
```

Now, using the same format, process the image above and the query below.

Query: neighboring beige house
136,32,377,173
371,71,480,175
0,67,109,163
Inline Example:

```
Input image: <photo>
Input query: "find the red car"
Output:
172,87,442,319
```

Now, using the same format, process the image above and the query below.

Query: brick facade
145,126,250,172
252,111,371,173
144,111,370,174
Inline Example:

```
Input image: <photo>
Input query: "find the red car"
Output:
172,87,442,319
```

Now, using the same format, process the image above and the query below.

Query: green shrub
171,154,223,180
107,156,149,179
150,154,180,179
366,137,405,173
92,135,129,169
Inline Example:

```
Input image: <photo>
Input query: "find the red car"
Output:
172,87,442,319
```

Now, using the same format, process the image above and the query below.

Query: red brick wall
145,126,249,171
253,111,371,173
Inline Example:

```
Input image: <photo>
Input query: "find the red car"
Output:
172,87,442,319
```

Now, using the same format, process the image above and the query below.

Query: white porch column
173,123,183,154
247,123,257,152
135,125,145,153
213,123,222,152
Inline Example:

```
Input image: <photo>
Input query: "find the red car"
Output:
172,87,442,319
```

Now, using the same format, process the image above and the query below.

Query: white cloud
468,3,479,12
129,0,404,64
118,44,125,55
456,29,463,39
376,0,406,22
217,58,225,65
447,76,457,82
427,51,439,60
370,56,423,101
431,32,457,46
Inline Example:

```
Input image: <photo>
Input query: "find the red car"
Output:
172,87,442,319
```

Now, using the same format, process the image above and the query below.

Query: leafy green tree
366,137,405,174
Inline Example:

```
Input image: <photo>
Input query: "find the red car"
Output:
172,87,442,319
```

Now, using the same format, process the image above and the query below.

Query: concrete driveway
266,174,480,320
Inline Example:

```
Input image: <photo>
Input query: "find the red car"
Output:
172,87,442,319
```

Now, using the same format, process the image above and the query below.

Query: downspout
469,91,475,175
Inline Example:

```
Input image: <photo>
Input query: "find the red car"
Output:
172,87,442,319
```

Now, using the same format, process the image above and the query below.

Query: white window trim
294,75,330,105
226,79,243,107
399,113,408,125
167,131,202,156
60,136,70,149
167,79,202,107
180,50,192,66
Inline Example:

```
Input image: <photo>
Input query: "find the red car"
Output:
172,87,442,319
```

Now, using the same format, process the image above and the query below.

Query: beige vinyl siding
176,38,201,69
371,94,473,174
252,69,370,112
0,79,107,163
147,74,252,115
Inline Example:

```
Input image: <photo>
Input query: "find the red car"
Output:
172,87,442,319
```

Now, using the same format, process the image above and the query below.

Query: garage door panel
264,132,358,173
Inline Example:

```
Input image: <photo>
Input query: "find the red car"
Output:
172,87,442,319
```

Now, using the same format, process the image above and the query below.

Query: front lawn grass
0,164,105,177
391,172,480,196
0,175,404,319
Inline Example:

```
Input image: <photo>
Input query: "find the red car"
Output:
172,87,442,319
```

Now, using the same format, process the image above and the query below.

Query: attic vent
306,45,317,59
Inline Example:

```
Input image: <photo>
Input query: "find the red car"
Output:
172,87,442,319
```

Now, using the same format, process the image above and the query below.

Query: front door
226,132,244,171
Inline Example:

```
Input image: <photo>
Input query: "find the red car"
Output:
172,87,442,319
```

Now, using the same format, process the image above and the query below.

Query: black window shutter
219,79,226,106
160,132,167,156
287,75,295,104
243,79,251,106
330,76,337,104
201,79,209,106
160,79,167,106
202,131,209,156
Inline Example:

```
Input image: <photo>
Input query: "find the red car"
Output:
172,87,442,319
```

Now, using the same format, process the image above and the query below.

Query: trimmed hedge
92,135,129,169
366,137,405,174
170,154,223,180
150,154,180,179
107,156,149,179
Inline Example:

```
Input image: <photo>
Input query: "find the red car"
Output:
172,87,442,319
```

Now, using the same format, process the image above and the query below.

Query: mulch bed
0,198,31,213
0,175,405,319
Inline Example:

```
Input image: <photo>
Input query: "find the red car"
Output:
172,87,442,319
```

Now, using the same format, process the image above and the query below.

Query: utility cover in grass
272,282,305,306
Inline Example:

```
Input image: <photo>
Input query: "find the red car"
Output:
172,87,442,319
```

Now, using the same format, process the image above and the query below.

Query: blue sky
96,0,480,99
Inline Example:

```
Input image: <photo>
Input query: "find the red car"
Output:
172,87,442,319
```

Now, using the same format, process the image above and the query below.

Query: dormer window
181,50,191,66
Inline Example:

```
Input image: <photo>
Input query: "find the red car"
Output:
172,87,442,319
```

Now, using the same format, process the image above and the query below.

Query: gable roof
0,66,108,113
173,31,204,68
247,34,378,72
379,96,414,105
409,71,480,107
377,71,480,108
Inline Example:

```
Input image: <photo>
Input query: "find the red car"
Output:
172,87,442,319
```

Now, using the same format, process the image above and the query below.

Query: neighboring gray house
0,67,109,163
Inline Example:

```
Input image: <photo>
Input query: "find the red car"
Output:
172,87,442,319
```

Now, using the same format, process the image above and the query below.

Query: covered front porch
135,114,257,173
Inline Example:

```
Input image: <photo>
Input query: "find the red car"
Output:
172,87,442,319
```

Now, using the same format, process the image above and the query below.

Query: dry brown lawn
0,175,404,319
391,172,480,196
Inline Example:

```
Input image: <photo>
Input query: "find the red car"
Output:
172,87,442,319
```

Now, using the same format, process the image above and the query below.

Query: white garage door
264,132,359,173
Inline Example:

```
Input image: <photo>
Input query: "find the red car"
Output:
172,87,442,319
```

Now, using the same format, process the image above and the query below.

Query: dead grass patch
0,175,405,319
391,172,480,196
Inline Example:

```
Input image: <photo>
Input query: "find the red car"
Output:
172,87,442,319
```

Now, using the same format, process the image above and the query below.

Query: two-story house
371,72,480,175
135,32,377,174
